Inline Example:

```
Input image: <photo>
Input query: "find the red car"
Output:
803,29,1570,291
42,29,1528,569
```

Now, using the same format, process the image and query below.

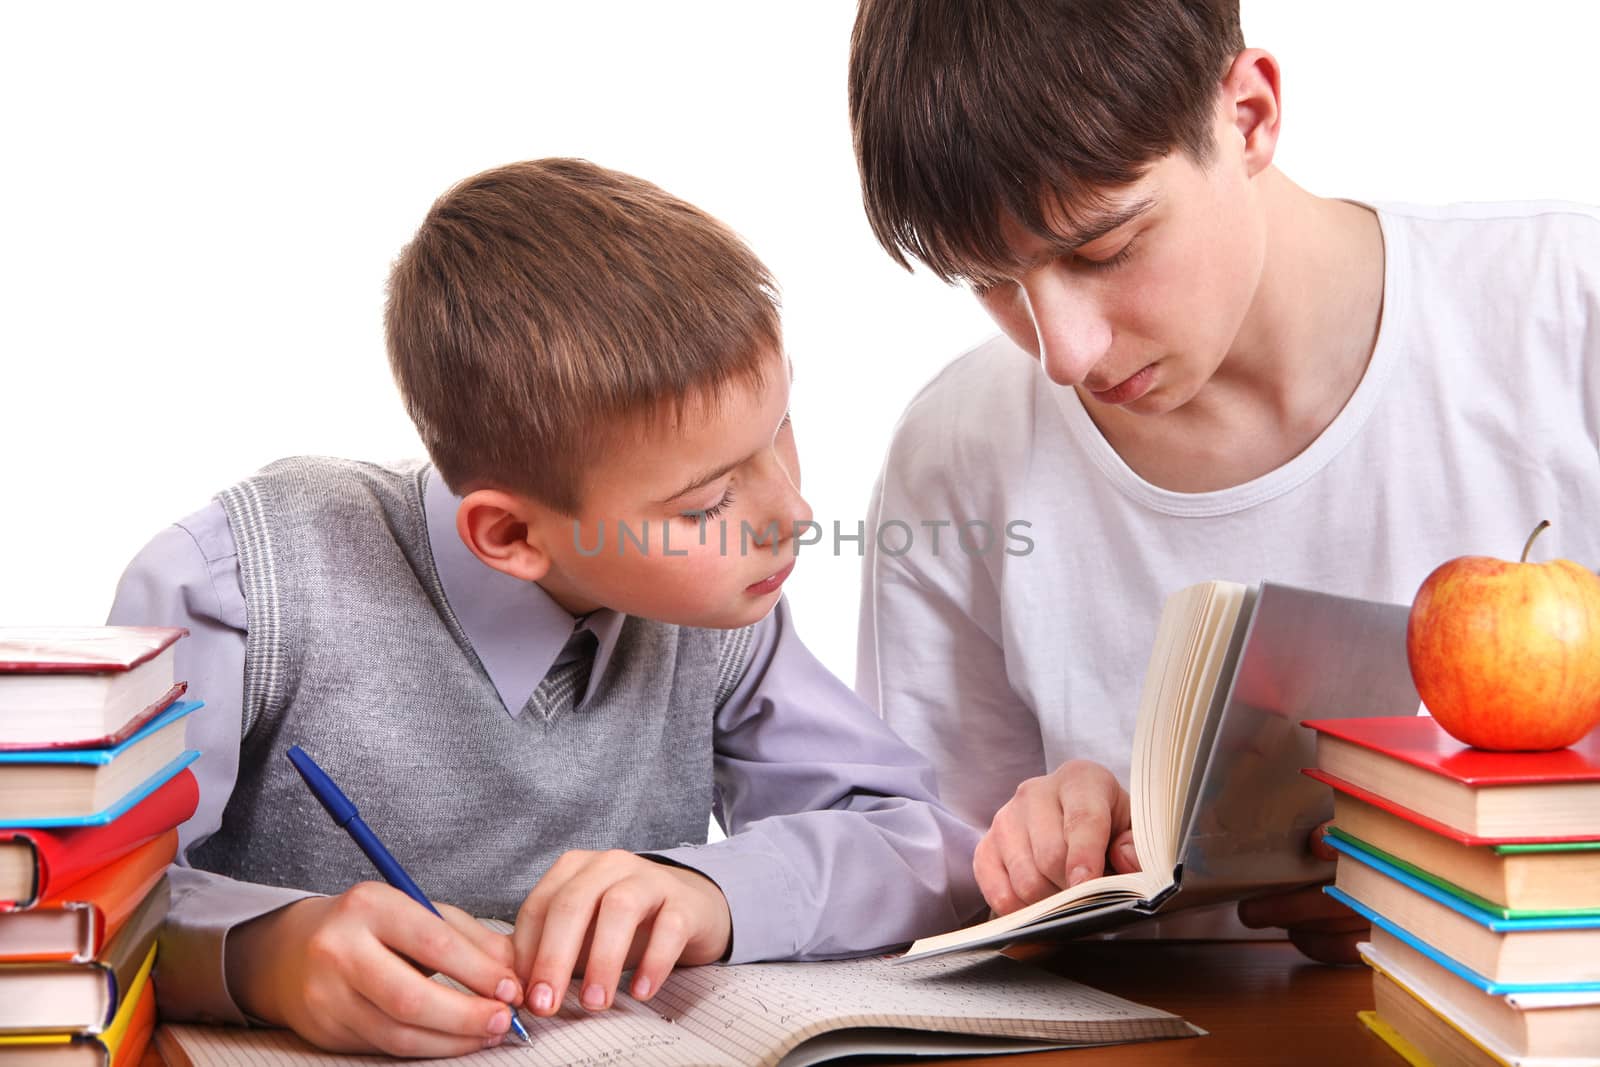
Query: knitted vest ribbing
190,457,752,920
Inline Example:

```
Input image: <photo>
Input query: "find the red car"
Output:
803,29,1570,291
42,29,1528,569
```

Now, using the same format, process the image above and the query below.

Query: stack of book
1304,715,1600,1067
1,627,202,1067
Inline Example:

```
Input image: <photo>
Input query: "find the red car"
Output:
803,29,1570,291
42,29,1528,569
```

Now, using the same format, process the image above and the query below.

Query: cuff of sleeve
646,837,798,964
155,868,319,1025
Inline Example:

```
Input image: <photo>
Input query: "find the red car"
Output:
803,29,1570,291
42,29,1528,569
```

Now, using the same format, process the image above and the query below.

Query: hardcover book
1305,716,1600,843
0,627,187,750
1324,789,1600,915
0,768,199,907
0,876,168,1033
903,581,1420,961
1362,931,1600,1060
0,941,157,1066
0,701,200,828
1327,835,1600,992
0,830,177,962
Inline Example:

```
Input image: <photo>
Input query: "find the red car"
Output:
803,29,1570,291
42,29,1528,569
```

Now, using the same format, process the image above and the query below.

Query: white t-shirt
858,201,1600,833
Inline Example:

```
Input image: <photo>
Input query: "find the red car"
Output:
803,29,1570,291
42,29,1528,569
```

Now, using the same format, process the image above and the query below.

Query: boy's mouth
745,559,796,596
1088,363,1156,406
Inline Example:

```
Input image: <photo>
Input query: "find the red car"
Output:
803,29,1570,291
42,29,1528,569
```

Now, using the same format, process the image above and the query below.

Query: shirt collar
423,468,622,717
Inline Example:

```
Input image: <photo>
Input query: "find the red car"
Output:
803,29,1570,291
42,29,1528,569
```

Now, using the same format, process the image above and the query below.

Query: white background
4,1,1599,685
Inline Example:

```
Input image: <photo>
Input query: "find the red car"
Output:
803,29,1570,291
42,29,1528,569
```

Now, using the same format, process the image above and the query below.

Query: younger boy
109,158,983,1056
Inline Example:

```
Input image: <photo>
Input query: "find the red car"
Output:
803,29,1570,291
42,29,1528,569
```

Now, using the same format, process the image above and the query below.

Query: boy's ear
1220,48,1282,178
455,489,553,583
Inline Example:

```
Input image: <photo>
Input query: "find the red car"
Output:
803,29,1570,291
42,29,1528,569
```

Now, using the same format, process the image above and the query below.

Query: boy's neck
1092,168,1385,493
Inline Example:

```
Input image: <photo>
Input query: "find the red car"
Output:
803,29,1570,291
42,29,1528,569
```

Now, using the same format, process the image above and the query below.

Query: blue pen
286,744,533,1045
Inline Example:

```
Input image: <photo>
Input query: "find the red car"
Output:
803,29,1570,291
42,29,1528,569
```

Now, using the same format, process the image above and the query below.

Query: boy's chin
674,592,782,631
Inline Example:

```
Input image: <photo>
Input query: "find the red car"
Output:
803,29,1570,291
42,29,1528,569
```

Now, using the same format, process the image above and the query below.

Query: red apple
1406,521,1600,751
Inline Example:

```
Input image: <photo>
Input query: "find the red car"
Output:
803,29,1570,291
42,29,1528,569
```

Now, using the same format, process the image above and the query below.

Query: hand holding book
972,758,1140,915
1234,824,1369,963
905,582,1422,965
977,758,1368,963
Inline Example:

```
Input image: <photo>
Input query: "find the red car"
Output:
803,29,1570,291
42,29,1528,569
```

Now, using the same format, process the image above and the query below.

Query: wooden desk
143,942,1397,1066
879,941,1393,1067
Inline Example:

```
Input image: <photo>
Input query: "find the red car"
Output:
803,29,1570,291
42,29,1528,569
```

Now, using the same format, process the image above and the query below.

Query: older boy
847,0,1600,962
109,159,983,1055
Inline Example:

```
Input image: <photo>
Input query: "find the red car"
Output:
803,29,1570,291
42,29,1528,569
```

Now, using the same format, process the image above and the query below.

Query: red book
1304,716,1600,844
0,626,188,750
0,829,178,962
0,767,198,907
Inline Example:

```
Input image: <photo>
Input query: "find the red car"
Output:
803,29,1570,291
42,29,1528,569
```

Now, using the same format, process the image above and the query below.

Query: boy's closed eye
684,486,737,523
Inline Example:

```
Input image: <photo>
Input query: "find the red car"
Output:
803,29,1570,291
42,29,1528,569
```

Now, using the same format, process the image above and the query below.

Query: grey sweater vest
191,457,752,920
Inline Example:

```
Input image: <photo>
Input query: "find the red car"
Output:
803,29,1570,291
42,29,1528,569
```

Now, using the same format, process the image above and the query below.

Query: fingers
1055,761,1125,887
974,761,1132,915
1309,822,1339,862
994,800,1062,908
1108,829,1140,874
437,902,515,965
513,851,587,1011
363,890,520,1006
353,933,515,1042
1237,882,1369,965
976,786,1062,914
973,831,1026,915
515,851,732,1016
629,905,692,1002
1021,786,1071,890
1237,883,1354,930
574,883,656,1010
519,856,598,1016
254,888,517,1055
331,986,509,1058
335,889,517,1043
1288,922,1368,965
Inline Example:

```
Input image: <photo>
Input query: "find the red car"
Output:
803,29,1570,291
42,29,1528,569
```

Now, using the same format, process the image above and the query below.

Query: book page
903,581,1248,959
157,947,1196,1067
1131,581,1248,879
653,952,1197,1066
159,993,733,1067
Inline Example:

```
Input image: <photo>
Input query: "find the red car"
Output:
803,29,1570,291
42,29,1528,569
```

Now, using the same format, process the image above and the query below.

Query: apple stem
1521,520,1551,563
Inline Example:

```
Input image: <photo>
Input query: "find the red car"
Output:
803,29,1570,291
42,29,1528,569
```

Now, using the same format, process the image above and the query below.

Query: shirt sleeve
107,504,313,1024
854,428,1048,831
650,599,986,962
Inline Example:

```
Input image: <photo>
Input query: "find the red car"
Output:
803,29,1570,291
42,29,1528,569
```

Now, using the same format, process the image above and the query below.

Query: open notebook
158,926,1200,1067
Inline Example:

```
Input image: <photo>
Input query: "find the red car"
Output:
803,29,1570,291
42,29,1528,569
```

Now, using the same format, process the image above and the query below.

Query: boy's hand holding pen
265,742,733,1052
219,746,531,1056
225,884,526,1056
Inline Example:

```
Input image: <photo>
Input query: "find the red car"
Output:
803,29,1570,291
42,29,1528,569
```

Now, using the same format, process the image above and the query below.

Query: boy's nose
1024,278,1114,388
755,454,811,544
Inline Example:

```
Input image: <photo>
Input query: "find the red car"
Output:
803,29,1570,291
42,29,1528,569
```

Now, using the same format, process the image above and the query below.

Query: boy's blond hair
386,158,781,513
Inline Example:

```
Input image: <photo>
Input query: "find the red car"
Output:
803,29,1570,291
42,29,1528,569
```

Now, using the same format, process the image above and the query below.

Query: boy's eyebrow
1013,197,1157,273
661,455,750,506
661,370,791,506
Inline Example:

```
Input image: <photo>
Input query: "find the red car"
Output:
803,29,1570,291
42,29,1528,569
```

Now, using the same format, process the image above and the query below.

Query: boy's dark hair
848,0,1244,284
386,159,780,513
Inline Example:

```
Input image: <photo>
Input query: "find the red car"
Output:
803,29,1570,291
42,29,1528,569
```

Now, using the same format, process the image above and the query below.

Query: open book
904,581,1423,961
158,934,1201,1067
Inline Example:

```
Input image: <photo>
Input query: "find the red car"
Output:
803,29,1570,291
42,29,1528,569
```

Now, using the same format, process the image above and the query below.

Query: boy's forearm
156,866,317,1025
651,797,984,962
